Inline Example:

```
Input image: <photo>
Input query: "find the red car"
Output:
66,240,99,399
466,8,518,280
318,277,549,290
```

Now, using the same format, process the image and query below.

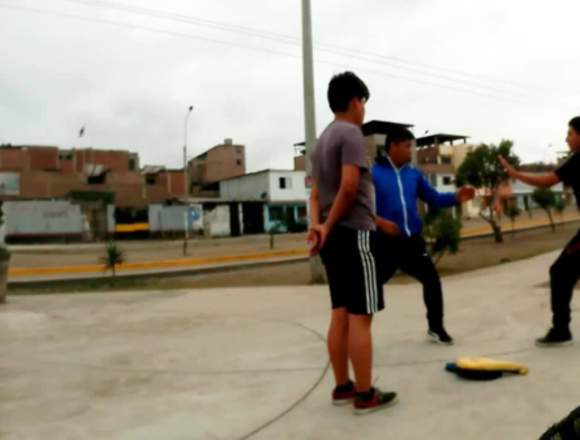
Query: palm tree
101,242,125,277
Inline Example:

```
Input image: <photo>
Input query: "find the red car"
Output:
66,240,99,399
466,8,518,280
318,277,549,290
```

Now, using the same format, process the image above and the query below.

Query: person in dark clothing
500,117,580,346
372,128,475,345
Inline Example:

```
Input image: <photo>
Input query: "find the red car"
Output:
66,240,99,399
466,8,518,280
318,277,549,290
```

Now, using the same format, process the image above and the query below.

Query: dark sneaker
539,405,580,439
536,328,573,347
353,387,398,415
332,380,355,406
428,328,454,346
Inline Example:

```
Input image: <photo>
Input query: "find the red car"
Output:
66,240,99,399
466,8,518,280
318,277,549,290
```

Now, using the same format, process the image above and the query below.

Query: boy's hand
499,156,517,178
307,223,330,255
377,218,401,237
456,186,476,204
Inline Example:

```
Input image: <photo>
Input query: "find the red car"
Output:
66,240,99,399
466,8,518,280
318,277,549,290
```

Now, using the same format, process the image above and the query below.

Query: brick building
0,145,185,206
189,139,245,189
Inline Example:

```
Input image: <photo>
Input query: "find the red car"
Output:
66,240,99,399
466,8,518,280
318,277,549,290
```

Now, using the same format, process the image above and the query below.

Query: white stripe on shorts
357,231,372,314
364,231,379,313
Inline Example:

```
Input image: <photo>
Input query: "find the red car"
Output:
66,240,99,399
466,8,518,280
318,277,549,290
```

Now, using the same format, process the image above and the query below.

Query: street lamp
183,105,193,256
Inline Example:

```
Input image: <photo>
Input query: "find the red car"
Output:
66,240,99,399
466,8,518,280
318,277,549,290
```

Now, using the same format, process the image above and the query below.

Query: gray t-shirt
312,120,376,231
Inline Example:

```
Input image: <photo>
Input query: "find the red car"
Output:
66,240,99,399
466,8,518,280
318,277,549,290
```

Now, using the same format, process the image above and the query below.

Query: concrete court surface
1,251,579,440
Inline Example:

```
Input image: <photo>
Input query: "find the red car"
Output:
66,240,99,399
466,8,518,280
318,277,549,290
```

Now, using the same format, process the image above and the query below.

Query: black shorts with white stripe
320,226,385,315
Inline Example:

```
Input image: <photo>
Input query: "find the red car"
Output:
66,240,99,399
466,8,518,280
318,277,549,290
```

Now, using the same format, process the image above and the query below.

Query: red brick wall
0,148,29,170
190,144,245,184
73,149,131,173
28,147,59,171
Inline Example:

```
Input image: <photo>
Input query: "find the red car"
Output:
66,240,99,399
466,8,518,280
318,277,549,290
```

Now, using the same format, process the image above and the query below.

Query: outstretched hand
456,186,476,204
499,156,517,178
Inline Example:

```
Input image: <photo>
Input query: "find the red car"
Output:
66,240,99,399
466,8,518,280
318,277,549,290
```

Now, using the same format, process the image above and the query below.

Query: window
129,158,136,171
145,174,157,185
278,176,293,190
236,159,242,166
441,156,452,165
58,152,73,161
443,176,453,185
87,174,106,185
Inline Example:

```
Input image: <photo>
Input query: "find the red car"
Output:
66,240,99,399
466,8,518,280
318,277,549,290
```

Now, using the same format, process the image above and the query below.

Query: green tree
532,188,557,232
506,203,522,237
456,140,520,243
423,209,462,265
101,242,125,277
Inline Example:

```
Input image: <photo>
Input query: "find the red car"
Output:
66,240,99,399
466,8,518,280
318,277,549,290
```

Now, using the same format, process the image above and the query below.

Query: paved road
1,251,579,439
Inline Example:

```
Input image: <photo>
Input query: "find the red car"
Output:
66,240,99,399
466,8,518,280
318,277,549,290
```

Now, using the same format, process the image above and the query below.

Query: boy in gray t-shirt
309,72,397,414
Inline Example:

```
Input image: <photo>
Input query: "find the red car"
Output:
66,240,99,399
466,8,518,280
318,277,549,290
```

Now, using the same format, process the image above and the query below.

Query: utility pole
183,105,193,256
301,0,324,282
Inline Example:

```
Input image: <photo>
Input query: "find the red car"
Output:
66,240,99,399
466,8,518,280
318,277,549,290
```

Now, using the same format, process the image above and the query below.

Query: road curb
8,256,309,291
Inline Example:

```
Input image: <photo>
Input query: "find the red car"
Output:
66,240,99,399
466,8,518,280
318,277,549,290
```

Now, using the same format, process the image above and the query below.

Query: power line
57,0,568,98
0,3,543,105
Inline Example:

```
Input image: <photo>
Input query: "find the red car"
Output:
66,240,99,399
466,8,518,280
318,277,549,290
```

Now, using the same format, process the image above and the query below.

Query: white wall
268,171,307,202
219,170,307,203
512,180,564,195
204,205,230,237
107,205,115,233
219,172,269,201
149,204,203,233
435,174,456,193
4,200,83,236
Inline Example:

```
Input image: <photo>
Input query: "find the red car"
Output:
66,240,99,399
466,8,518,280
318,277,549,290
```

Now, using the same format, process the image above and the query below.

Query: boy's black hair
327,71,370,113
384,127,415,152
569,116,580,134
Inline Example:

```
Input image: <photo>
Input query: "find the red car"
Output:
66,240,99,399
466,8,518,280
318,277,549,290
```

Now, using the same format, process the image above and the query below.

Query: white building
511,179,566,212
219,169,308,233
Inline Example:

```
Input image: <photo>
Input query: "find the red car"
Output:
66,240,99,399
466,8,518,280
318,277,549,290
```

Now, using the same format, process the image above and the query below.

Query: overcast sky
1,0,579,171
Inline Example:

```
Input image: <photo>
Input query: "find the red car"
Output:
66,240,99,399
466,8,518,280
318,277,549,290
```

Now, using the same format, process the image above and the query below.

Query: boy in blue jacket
372,127,475,345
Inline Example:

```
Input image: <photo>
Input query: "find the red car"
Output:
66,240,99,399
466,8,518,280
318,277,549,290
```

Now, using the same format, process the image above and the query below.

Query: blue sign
190,207,201,221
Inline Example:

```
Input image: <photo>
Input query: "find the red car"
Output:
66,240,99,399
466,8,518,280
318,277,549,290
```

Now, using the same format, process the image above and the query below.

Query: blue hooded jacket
372,156,457,237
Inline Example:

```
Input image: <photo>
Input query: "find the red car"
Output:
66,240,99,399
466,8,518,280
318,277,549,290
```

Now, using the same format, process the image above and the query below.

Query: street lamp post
183,105,193,256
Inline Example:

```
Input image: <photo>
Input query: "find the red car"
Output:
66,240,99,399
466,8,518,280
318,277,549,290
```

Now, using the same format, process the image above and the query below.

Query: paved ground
1,251,579,439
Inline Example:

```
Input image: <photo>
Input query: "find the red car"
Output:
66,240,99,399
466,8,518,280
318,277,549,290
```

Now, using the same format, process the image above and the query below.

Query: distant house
510,178,566,212
189,138,246,194
219,169,307,234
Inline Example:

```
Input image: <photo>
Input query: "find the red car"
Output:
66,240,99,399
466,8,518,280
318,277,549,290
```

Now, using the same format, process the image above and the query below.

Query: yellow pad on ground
456,357,529,375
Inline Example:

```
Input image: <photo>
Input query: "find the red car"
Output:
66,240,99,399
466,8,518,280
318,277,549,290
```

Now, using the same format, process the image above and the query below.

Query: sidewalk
1,251,578,439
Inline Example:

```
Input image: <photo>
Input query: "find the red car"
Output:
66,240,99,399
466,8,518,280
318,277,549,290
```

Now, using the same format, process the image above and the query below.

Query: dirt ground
15,222,579,294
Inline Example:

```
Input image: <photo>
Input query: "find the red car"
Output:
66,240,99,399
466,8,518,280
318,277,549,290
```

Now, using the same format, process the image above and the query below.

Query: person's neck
334,113,360,126
387,154,407,169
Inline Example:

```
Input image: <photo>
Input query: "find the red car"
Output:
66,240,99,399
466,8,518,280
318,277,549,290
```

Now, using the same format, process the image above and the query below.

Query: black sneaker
331,380,356,406
536,328,573,347
428,328,454,346
539,405,580,439
353,387,398,415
